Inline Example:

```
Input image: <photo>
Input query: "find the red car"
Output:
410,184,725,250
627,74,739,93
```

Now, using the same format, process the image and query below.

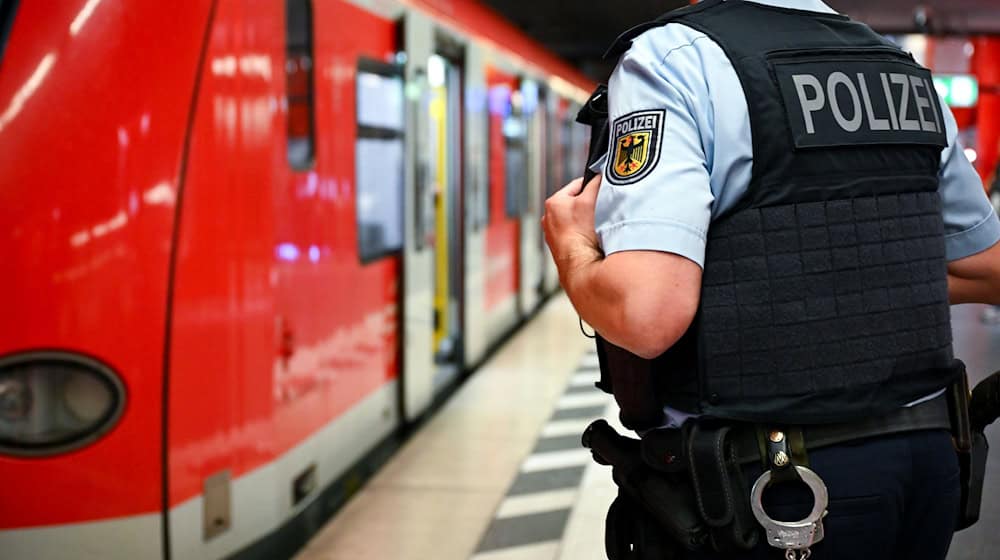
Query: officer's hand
542,175,603,279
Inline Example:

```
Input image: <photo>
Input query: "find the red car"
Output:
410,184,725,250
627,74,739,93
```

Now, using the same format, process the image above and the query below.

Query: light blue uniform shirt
594,0,1000,427
595,0,1000,268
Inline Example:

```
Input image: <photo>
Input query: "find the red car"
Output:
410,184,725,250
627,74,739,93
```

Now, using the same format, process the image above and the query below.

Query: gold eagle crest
607,110,664,185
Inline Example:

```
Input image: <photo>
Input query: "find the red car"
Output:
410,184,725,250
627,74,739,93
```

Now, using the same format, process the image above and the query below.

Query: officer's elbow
618,292,698,359
947,241,1000,305
599,251,702,359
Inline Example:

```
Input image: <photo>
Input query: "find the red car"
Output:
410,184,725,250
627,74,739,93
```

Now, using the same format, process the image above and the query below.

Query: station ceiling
482,0,1000,81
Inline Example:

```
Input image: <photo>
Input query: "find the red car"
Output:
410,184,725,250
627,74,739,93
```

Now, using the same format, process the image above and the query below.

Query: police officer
542,0,1000,558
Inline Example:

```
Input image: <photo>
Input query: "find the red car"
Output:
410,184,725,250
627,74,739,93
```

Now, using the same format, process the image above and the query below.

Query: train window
286,0,315,170
356,59,406,263
0,0,18,65
486,84,513,228
504,88,528,218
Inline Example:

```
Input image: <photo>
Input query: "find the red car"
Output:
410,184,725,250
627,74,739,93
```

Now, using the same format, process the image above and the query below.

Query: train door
401,16,468,420
427,40,466,389
518,79,544,315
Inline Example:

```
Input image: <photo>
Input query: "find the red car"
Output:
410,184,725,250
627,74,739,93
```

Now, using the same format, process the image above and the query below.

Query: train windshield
0,0,18,64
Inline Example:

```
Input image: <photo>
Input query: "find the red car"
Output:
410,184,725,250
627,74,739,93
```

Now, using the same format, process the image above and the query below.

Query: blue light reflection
277,243,300,262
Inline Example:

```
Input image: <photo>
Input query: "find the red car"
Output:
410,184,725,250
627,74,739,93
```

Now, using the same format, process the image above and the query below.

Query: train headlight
0,353,126,457
0,378,32,421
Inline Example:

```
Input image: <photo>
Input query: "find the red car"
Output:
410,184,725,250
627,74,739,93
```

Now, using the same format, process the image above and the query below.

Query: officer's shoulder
605,0,721,61
611,22,713,68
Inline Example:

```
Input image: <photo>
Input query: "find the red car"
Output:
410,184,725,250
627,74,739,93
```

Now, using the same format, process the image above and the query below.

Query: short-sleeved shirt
595,0,1000,268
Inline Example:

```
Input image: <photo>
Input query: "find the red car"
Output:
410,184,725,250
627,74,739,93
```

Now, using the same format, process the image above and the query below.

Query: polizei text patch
772,55,948,149
607,110,665,185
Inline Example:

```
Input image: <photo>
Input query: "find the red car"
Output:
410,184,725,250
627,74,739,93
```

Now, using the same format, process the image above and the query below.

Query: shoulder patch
607,110,665,185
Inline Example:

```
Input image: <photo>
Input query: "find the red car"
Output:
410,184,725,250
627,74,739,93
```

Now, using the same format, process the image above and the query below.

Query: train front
0,2,213,557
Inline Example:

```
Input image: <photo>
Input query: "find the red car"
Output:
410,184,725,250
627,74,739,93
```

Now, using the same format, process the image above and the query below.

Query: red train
0,1,591,558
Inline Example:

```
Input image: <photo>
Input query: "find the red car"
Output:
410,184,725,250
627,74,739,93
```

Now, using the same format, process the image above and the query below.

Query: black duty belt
584,393,953,557
637,393,951,473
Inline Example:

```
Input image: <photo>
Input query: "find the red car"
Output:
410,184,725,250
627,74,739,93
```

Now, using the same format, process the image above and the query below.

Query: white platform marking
568,371,600,387
521,449,592,473
556,393,610,410
495,489,579,519
471,541,561,560
578,353,600,369
540,419,593,438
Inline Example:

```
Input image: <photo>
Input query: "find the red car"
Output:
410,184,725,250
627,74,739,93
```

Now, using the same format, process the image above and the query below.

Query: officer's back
542,0,1000,558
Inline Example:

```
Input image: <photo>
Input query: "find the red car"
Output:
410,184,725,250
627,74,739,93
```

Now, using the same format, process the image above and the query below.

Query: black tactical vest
608,0,960,425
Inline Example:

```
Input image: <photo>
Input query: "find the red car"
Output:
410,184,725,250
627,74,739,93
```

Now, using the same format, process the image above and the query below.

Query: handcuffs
749,429,829,560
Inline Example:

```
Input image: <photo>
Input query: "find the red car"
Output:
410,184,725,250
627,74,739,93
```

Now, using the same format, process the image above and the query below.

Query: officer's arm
563,250,702,359
947,241,1000,305
936,96,1000,304
563,28,716,359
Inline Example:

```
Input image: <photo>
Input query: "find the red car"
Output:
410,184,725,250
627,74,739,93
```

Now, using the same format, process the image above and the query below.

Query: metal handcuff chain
750,466,829,559
786,548,812,560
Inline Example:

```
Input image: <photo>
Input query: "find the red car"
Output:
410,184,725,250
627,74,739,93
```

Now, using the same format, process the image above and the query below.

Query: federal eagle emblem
607,110,664,185
614,133,650,178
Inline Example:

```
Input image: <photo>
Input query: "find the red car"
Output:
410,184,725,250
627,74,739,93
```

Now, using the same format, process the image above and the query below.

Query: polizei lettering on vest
792,71,940,135
774,57,947,149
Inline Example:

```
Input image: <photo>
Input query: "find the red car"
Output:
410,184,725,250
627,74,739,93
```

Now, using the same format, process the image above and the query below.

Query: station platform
294,296,1000,560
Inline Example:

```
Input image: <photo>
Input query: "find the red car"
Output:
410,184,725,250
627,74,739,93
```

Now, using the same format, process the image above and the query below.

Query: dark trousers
682,429,961,560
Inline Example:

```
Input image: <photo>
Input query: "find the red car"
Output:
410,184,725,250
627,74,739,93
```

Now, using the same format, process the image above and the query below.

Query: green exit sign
933,74,979,108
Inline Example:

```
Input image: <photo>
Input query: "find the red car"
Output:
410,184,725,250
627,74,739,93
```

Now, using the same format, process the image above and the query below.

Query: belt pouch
687,422,759,552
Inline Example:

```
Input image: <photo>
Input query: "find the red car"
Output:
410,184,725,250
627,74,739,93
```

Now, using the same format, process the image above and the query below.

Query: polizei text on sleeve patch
772,56,948,149
607,109,665,185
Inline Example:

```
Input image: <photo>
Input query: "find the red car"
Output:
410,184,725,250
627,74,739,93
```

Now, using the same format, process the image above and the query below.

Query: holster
952,367,1000,531
605,491,679,560
584,419,760,556
584,420,707,552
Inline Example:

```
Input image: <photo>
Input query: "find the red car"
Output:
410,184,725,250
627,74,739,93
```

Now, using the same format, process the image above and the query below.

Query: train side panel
483,68,521,342
165,1,401,557
0,0,591,558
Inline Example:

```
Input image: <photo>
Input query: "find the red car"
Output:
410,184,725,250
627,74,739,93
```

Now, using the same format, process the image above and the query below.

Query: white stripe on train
0,382,398,560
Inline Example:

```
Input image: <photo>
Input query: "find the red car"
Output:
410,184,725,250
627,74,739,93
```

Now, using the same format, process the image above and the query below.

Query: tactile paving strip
470,350,611,560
